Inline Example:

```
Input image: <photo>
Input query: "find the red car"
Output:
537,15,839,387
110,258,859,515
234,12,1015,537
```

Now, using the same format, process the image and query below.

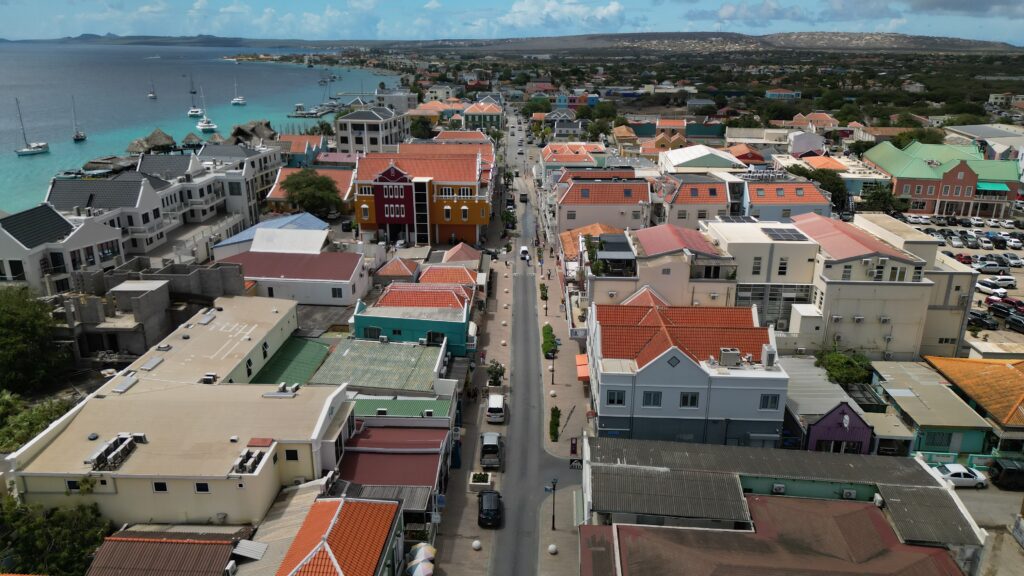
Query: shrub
550,406,561,442
817,350,872,385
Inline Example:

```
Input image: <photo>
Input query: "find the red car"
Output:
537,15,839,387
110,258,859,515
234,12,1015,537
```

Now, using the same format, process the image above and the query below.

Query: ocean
0,43,399,213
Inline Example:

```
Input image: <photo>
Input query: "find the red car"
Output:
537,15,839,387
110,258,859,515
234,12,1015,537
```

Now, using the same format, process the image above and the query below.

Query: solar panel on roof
717,215,757,223
762,227,808,242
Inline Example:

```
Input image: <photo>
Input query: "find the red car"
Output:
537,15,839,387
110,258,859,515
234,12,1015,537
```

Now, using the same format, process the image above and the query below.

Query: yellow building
7,296,354,525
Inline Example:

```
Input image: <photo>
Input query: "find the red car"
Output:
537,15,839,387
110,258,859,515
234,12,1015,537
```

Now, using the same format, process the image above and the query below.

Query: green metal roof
252,337,330,385
309,338,441,392
865,140,1019,183
964,160,1020,182
353,398,452,418
977,181,1011,192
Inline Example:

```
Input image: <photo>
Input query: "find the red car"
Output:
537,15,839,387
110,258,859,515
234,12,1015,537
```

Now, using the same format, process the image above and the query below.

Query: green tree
894,113,922,128
521,98,552,116
305,120,335,136
890,128,945,149
575,105,594,120
410,115,434,139
817,350,872,385
0,494,111,576
859,181,908,213
586,119,611,142
0,394,74,452
280,168,342,217
593,101,617,119
378,81,387,91
448,118,463,130
514,72,530,85
786,166,848,212
0,287,68,395
725,115,762,128
612,115,629,127
486,360,505,387
847,140,875,156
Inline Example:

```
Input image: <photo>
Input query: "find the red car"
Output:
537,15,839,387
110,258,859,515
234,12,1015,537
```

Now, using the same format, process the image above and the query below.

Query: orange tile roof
661,181,728,206
267,168,353,202
620,286,669,307
419,265,476,285
558,168,635,184
747,182,830,206
442,242,481,263
531,112,546,121
657,118,686,128
726,144,764,163
354,154,479,184
377,257,418,277
595,305,755,328
417,100,465,112
925,356,1024,428
465,102,502,114
559,223,623,261
278,134,324,154
558,179,650,206
376,283,470,309
804,156,847,171
434,130,489,141
542,142,605,164
275,499,399,576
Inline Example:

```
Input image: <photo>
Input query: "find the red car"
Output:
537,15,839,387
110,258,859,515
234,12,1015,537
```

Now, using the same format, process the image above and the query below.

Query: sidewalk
536,489,581,576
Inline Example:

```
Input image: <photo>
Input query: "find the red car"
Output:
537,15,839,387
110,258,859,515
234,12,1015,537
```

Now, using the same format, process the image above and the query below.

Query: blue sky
1,0,1022,44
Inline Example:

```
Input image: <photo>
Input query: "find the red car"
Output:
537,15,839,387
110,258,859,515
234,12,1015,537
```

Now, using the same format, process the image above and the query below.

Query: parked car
988,275,1018,289
1000,296,1024,314
992,236,1008,249
971,216,986,226
477,490,504,528
965,237,980,249
987,458,1024,491
479,432,505,472
987,218,1002,227
968,309,999,330
987,301,1015,318
949,237,964,248
1006,252,1023,266
1008,238,1023,250
954,253,973,265
974,261,1009,275
1008,315,1024,334
985,294,1004,307
958,217,973,227
975,279,1008,297
1003,219,1017,229
935,464,988,489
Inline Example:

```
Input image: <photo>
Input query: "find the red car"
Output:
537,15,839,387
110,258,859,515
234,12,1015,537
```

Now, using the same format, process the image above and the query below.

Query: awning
576,354,589,382
576,354,588,366
977,181,1010,192
233,539,268,560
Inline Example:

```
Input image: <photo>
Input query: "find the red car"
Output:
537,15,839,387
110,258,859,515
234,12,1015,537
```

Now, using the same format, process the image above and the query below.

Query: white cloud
219,1,251,15
877,17,908,31
348,0,378,12
496,0,624,31
424,0,441,9
138,0,167,15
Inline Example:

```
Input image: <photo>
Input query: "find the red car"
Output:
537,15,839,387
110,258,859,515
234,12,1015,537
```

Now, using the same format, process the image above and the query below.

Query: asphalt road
490,121,581,576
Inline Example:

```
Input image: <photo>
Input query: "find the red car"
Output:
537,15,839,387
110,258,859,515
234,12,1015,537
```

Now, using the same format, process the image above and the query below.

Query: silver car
935,464,988,489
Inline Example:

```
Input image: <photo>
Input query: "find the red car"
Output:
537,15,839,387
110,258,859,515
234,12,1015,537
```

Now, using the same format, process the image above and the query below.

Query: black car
993,236,1008,249
968,309,999,329
478,490,503,528
965,237,980,249
989,302,1015,319
839,212,854,222
988,458,1024,490
959,217,973,227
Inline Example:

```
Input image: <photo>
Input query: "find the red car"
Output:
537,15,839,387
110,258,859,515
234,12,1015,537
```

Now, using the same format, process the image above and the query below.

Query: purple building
805,402,873,454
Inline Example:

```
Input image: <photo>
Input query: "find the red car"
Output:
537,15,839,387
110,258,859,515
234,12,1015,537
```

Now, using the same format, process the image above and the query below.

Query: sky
0,0,1021,44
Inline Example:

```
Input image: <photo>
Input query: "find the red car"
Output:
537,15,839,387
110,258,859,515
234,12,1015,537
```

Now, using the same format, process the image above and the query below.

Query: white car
1002,219,1017,229
978,237,994,250
935,463,988,489
1008,238,1022,250
975,279,1007,298
949,237,964,248
970,216,985,226
907,215,925,224
988,275,1018,289
987,218,1002,227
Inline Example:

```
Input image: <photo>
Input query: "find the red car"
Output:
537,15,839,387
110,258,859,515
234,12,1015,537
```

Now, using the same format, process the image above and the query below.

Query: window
954,185,961,196
902,184,910,194
392,329,402,335
642,391,662,407
460,187,472,197
624,188,632,198
759,394,780,410
679,392,699,408
957,171,964,180
606,390,625,406
781,209,792,218
142,212,150,224
566,210,576,220
912,266,923,282
756,187,765,197
677,210,688,220
925,431,952,448
914,185,922,195
842,264,852,280
697,210,708,219
965,186,973,197
927,185,935,196
262,341,269,359
631,210,641,219
462,206,470,221
195,482,210,493
153,481,168,493
661,268,671,275
580,188,590,198
332,287,345,299
942,185,950,196
444,206,451,221
795,187,804,197
246,358,253,377
777,257,788,277
752,257,762,275
938,337,957,344
285,449,299,461
776,188,785,197
667,356,680,367
709,187,718,197
360,205,369,220
66,479,80,492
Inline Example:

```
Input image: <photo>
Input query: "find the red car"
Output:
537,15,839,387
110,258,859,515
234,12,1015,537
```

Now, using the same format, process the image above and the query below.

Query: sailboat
14,97,49,156
71,96,86,143
147,80,157,100
196,87,217,133
231,78,246,106
187,74,203,117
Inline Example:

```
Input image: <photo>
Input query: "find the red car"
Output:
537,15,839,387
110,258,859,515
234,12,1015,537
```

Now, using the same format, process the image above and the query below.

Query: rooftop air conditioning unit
771,483,786,495
879,316,890,324
831,315,843,322
853,316,864,323
841,489,857,500
422,409,434,417
608,291,617,298
376,408,388,416
418,338,428,345
719,347,742,367
795,347,807,355
762,345,777,368
225,560,238,576
379,335,389,344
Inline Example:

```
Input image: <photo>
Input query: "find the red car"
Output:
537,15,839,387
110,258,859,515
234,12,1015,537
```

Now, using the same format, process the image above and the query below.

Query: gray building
334,107,410,154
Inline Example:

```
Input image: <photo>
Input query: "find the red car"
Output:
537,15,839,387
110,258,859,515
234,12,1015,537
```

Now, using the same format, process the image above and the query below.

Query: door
267,287,274,298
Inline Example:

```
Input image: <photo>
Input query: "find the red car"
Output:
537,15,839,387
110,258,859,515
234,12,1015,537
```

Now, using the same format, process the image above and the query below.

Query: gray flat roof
587,436,939,487
876,484,983,546
345,484,432,512
308,339,441,393
590,465,749,523
873,361,991,430
779,357,860,422
358,306,465,323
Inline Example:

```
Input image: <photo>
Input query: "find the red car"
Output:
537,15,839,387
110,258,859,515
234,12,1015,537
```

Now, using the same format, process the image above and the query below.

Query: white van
520,246,529,260
486,394,507,423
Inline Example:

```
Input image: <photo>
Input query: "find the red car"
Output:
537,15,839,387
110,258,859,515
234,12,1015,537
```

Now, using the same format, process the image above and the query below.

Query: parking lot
908,215,1024,336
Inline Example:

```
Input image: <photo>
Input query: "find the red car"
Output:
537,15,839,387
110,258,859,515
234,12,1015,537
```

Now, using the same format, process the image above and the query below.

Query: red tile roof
747,182,830,205
791,213,914,262
543,142,605,164
275,499,399,576
419,265,476,285
87,533,234,576
661,181,728,205
375,283,469,309
657,118,686,128
634,225,721,257
354,154,479,184
377,257,418,278
396,142,495,183
803,156,847,171
559,223,623,261
620,287,669,307
726,144,765,163
268,168,353,202
442,242,481,263
434,130,489,141
338,452,441,487
595,304,765,368
221,251,362,282
531,112,546,121
558,179,650,206
558,168,635,184
278,134,324,154
345,426,448,451
465,102,502,114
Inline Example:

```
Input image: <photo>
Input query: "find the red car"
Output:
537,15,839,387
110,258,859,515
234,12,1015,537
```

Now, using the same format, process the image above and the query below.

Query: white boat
188,106,204,117
71,95,86,143
196,87,217,133
147,80,157,100
187,75,203,117
231,79,246,106
14,97,49,156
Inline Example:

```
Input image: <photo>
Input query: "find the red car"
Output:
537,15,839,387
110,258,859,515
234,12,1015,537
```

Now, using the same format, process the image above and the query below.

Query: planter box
468,472,493,493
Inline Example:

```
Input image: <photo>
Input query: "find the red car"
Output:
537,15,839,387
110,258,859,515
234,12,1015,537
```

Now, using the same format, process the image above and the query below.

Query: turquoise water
0,43,399,213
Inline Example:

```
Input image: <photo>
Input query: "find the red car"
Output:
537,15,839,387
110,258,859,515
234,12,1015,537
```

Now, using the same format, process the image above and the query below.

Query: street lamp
550,477,558,530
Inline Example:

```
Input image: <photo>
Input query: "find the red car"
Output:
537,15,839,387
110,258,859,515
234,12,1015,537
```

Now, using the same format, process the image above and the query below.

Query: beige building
7,296,353,525
556,178,653,232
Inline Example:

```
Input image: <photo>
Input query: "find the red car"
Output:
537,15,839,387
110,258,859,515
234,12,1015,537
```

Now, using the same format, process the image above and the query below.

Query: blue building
353,282,477,357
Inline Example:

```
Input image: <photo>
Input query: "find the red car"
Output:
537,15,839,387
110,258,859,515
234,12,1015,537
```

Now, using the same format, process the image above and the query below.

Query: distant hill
9,31,1021,54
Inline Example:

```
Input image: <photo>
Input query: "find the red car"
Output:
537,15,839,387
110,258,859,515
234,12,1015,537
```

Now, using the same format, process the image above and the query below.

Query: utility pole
551,477,558,530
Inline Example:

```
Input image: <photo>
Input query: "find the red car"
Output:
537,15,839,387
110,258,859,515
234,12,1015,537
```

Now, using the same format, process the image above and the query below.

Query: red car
985,295,1004,307
1001,296,1024,313
955,253,973,265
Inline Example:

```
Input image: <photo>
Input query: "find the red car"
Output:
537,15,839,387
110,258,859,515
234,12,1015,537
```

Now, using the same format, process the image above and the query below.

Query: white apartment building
334,107,410,154
586,302,787,445
0,204,123,294
7,296,354,525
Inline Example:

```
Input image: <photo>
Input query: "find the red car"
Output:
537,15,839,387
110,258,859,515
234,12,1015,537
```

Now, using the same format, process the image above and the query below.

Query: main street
489,113,581,576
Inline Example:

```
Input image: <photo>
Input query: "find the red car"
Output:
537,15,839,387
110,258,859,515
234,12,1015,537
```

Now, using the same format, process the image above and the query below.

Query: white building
334,107,410,154
220,250,369,306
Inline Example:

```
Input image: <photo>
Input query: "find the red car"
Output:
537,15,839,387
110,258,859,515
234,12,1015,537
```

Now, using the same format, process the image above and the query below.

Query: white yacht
231,79,246,106
188,106,204,118
147,80,157,100
187,74,203,117
196,87,217,133
14,97,48,156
